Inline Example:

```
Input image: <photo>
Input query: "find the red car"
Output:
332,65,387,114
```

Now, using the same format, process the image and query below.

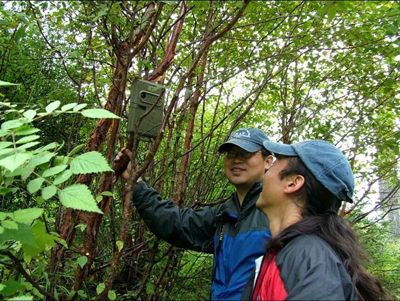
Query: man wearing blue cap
115,128,273,300
241,140,391,300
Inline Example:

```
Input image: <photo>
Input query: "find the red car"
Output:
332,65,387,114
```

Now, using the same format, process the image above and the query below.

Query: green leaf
16,135,40,144
21,167,34,180
23,109,37,120
14,126,40,136
96,283,105,295
53,235,68,248
0,212,9,220
108,290,116,300
70,151,113,174
31,220,57,251
8,295,33,301
101,191,114,197
27,178,45,193
58,184,103,214
81,109,121,119
0,188,18,196
0,129,10,137
0,80,20,86
1,222,41,261
28,152,54,167
0,148,14,158
5,109,18,113
42,164,68,177
116,240,124,252
45,101,61,113
0,279,24,296
67,143,85,156
13,208,43,224
41,185,57,200
327,4,337,23
77,290,87,299
1,119,24,130
4,166,33,178
35,196,44,205
17,141,40,150
75,223,87,232
53,169,73,185
0,152,31,172
61,103,77,112
146,282,154,295
37,142,58,152
77,255,88,268
96,194,103,203
0,142,12,150
73,103,87,112
2,220,18,229
53,155,69,166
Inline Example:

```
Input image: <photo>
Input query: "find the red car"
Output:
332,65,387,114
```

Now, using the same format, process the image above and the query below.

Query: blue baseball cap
262,139,354,203
218,128,270,153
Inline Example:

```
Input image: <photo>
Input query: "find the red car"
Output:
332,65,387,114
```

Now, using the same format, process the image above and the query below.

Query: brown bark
49,5,162,296
49,1,251,298
94,3,190,296
65,3,167,295
147,1,188,81
173,51,209,205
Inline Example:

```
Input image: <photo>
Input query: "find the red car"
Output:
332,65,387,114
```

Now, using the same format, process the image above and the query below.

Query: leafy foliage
0,0,399,300
0,96,118,298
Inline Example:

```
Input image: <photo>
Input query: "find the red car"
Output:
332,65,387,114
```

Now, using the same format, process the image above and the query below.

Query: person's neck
236,183,255,206
264,200,302,237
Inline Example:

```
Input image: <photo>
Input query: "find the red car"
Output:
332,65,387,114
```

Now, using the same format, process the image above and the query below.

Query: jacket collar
221,181,262,222
232,181,262,210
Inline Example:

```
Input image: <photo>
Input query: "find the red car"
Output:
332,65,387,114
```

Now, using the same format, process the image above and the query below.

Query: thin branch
0,250,55,301
27,1,80,86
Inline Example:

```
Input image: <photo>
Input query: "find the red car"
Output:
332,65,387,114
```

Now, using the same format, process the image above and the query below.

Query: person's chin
228,176,245,185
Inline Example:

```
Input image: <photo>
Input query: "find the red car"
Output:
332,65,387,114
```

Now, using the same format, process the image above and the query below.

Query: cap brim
262,140,297,156
218,139,262,153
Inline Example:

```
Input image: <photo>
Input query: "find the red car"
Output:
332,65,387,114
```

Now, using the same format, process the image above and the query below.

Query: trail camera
127,79,165,138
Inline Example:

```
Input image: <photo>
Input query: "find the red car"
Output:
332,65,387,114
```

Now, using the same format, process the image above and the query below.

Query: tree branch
0,250,55,301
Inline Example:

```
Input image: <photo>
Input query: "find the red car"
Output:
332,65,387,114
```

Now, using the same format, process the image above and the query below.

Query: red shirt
252,252,288,301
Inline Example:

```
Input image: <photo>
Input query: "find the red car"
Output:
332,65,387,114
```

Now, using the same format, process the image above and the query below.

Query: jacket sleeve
278,235,358,300
132,181,223,253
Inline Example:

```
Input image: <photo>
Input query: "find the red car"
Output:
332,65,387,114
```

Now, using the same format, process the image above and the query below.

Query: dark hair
267,156,392,301
260,149,271,157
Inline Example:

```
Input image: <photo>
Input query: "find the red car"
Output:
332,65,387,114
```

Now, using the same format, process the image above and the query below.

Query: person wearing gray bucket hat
115,127,274,300
241,140,391,301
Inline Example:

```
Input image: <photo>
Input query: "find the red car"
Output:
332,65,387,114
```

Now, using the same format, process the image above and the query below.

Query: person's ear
284,174,305,193
264,155,274,172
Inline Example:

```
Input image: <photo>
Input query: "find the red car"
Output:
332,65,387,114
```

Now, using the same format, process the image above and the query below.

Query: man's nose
232,154,245,161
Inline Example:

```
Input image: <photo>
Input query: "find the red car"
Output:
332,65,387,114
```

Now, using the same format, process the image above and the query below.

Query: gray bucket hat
262,139,354,203
218,128,270,153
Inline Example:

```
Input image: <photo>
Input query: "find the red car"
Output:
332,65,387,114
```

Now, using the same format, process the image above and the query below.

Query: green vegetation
0,1,399,300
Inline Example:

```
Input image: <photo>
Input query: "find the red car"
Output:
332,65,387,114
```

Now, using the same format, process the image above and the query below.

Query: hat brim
262,140,297,156
218,139,262,153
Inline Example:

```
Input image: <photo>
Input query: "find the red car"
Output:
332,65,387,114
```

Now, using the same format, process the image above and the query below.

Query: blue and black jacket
132,181,271,300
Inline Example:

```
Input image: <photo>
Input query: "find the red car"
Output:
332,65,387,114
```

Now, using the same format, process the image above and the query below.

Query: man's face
223,146,270,188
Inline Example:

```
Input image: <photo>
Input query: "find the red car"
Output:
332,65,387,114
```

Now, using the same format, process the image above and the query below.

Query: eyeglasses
225,150,259,159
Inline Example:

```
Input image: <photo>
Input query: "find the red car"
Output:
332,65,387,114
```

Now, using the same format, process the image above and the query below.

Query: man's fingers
115,148,130,161
113,151,131,177
122,148,133,159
